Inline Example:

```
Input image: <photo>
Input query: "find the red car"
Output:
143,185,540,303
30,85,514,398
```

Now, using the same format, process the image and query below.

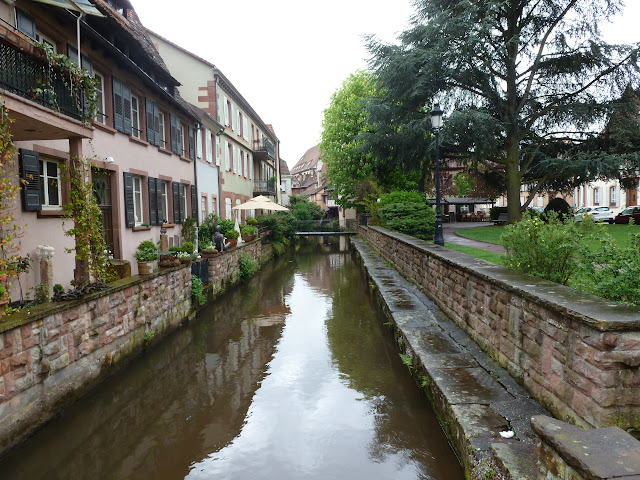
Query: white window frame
161,181,169,223
158,111,166,149
594,188,600,205
36,30,56,52
131,94,140,138
211,196,217,215
181,184,188,219
235,199,241,221
205,128,213,163
225,197,232,220
215,135,220,166
94,71,105,124
40,158,62,209
537,196,543,208
226,141,232,172
196,127,203,159
201,196,207,222
133,175,143,226
179,124,186,156
610,186,617,206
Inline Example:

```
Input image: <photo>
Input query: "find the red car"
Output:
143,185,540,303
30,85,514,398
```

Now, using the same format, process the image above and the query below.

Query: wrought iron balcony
253,180,276,196
0,23,91,122
254,138,275,160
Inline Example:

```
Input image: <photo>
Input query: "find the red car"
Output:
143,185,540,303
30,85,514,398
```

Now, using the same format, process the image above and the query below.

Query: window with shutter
244,151,248,178
223,96,229,126
19,149,41,211
154,104,161,147
205,129,212,163
178,122,184,156
169,114,178,154
146,98,155,145
197,127,203,159
243,117,248,141
16,9,35,40
215,135,220,166
113,77,124,132
148,177,157,226
123,172,135,228
155,179,163,224
172,181,180,224
191,185,197,220
248,153,253,180
180,184,187,223
122,82,132,135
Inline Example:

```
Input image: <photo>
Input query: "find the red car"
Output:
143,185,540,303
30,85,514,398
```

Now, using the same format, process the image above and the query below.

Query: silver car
574,206,615,223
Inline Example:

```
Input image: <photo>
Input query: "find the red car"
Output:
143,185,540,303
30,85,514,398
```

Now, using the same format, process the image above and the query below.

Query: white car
574,206,615,223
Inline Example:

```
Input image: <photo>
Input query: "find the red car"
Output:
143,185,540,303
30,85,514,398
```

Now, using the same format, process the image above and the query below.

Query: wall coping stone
0,264,190,335
367,225,640,332
531,415,640,479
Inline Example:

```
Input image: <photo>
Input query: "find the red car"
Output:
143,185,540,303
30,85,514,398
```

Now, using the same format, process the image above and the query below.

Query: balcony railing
253,180,276,196
255,138,275,159
0,24,90,122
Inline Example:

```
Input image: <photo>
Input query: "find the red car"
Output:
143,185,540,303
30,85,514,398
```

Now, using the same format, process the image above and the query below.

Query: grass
445,242,504,265
456,223,640,249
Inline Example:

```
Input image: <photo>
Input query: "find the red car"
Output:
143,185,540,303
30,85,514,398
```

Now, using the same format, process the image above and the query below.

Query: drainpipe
215,74,223,217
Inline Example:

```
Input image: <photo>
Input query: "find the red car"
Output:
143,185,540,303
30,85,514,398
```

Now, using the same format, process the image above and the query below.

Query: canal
0,238,464,479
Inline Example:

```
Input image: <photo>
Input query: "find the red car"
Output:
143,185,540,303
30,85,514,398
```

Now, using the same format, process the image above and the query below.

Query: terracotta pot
137,261,154,275
179,257,192,265
227,239,237,249
242,234,257,242
0,300,7,317
159,259,180,268
200,250,219,258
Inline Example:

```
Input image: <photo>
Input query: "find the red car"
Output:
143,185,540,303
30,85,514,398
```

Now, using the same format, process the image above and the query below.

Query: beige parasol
232,196,289,211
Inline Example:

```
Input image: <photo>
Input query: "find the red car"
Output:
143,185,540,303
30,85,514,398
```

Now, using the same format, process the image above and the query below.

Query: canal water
0,238,464,479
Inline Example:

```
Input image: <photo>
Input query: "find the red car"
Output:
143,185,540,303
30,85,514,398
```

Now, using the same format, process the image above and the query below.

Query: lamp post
431,103,444,246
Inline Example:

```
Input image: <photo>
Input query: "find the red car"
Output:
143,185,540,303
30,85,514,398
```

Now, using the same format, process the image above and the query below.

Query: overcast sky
130,0,639,169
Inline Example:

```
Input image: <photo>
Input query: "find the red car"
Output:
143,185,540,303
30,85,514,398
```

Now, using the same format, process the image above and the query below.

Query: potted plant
176,251,192,265
241,225,258,242
135,240,158,275
225,229,239,249
158,253,180,268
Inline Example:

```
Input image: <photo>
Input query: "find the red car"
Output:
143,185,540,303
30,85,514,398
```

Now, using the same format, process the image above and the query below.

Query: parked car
574,206,615,223
614,206,640,224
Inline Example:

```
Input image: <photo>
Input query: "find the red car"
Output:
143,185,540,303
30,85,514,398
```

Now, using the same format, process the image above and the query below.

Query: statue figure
213,225,225,252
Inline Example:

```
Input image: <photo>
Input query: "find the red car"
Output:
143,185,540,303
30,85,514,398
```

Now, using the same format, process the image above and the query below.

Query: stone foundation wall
207,239,273,295
0,265,192,454
359,226,640,430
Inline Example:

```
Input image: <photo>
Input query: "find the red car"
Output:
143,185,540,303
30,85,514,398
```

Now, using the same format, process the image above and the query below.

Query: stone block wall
0,265,192,454
207,238,273,295
360,226,640,430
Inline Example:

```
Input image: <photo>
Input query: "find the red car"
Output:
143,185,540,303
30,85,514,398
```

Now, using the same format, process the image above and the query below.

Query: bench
493,213,509,225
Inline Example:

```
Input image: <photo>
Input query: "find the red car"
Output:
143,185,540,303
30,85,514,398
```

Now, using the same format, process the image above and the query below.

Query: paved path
443,221,506,254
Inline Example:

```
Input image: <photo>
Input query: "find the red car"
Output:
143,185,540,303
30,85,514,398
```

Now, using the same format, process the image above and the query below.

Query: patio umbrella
232,196,289,211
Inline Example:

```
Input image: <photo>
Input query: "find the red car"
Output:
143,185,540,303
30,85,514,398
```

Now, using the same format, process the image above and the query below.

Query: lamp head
430,103,443,130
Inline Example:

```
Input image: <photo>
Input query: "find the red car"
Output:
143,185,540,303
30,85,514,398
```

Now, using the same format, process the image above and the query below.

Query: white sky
130,0,640,169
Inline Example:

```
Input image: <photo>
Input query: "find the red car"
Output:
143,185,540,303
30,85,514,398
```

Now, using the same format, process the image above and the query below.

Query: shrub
181,216,196,243
240,225,257,236
169,246,181,253
191,275,205,307
225,229,239,240
53,284,65,296
180,241,194,253
378,203,436,239
501,211,581,285
272,241,286,257
238,254,257,281
0,284,5,299
218,219,236,235
544,197,572,222
257,212,296,242
34,283,49,304
135,240,158,262
247,218,258,226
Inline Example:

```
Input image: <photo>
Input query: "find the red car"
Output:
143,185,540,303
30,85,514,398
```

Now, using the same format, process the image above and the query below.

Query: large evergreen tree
367,0,640,221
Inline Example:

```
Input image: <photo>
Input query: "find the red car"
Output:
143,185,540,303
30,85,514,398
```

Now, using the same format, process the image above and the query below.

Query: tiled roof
280,158,290,176
291,145,321,174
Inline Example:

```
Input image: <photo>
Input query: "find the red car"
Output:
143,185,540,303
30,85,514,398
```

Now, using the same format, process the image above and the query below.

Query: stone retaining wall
359,225,640,430
0,238,274,455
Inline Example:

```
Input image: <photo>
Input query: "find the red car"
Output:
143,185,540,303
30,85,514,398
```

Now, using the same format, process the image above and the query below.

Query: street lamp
430,103,444,246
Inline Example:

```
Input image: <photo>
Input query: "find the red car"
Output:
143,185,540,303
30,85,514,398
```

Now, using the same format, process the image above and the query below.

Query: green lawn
456,223,640,248
444,242,504,265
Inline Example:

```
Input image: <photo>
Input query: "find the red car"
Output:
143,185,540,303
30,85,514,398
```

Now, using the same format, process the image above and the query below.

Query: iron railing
253,180,276,195
0,27,89,122
256,138,275,159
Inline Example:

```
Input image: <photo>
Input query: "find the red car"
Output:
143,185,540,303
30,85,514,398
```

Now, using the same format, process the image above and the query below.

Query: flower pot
159,258,180,268
137,261,154,275
227,239,237,249
200,250,219,258
179,257,192,265
0,299,7,317
242,234,257,242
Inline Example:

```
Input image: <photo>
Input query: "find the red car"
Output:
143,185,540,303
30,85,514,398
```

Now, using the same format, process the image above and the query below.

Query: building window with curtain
39,158,62,208
594,188,600,205
610,186,617,207
225,198,232,219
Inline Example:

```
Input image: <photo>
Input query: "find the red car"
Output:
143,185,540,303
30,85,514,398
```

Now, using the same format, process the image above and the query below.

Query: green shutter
155,179,163,224
122,82,132,135
113,77,124,132
191,185,197,220
148,177,157,226
146,98,155,145
188,126,196,161
123,172,135,228
169,114,178,154
172,181,180,224
19,149,41,211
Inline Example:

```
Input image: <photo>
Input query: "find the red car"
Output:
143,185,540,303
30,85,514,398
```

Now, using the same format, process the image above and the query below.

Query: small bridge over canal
294,231,357,236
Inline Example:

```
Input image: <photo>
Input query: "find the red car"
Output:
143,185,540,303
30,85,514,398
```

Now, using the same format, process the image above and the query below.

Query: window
610,186,617,207
211,196,217,215
39,158,61,208
243,152,248,178
225,198,232,220
226,99,232,128
205,128,213,163
131,95,140,138
36,31,56,52
201,196,207,222
537,196,543,208
215,135,220,166
15,8,35,40
234,146,240,174
235,199,241,221
227,142,232,171
238,111,243,137
112,76,132,134
67,46,92,73
594,188,600,205
248,153,252,180
161,181,168,223
158,111,166,148
94,71,106,124
181,184,188,220
133,175,143,225
180,124,186,156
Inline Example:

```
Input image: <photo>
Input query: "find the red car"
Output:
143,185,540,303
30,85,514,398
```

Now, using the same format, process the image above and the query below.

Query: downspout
215,74,222,217
193,122,201,253
76,12,82,69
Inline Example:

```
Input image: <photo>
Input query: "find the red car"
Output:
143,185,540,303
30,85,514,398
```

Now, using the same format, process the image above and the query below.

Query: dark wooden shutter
176,119,183,156
169,114,178,154
188,126,196,161
156,179,163,224
145,98,155,145
153,103,161,147
178,183,184,223
19,149,41,211
113,77,124,132
122,82,132,135
172,181,180,224
123,172,135,228
148,177,157,226
191,185,197,220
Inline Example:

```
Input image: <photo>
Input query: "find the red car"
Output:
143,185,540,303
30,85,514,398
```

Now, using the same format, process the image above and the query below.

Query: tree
320,71,378,209
368,0,640,221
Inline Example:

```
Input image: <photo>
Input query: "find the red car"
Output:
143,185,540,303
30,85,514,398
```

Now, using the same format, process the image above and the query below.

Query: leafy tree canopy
367,0,640,220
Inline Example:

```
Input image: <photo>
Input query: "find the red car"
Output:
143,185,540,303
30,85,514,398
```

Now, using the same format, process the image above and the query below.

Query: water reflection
0,237,463,480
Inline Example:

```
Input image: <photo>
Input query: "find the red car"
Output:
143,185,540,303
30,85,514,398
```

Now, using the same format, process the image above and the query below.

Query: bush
247,218,258,226
272,241,286,257
378,190,425,207
53,284,65,296
238,254,257,281
240,225,257,236
169,246,181,253
501,211,581,285
181,241,194,254
218,219,236,235
191,275,205,307
544,197,572,222
181,216,196,243
379,203,436,239
257,212,296,243
135,240,158,262
225,229,239,240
